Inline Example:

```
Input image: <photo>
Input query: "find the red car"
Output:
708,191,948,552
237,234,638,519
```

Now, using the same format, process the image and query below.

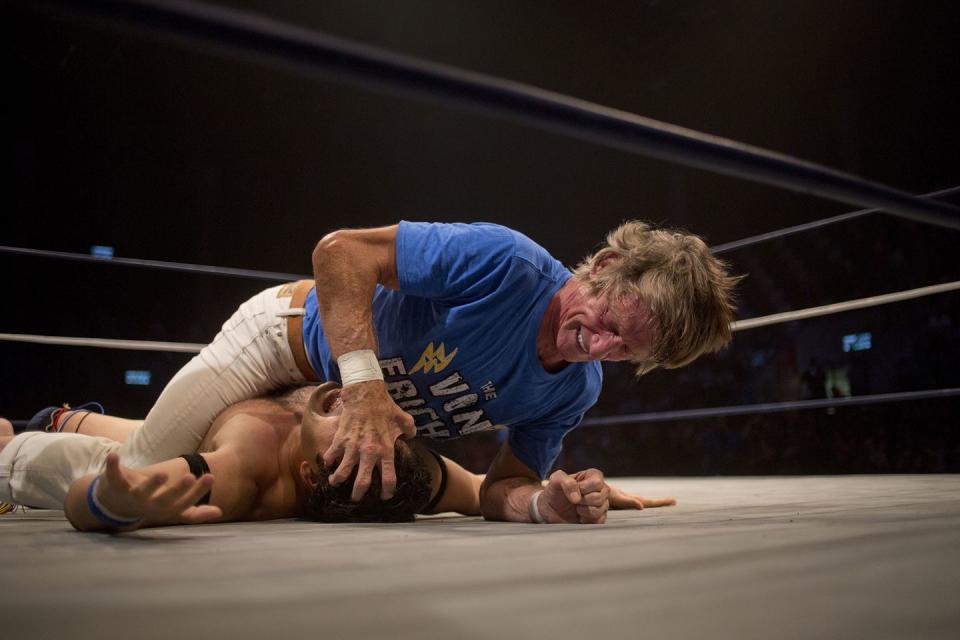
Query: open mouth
322,388,343,414
577,327,588,354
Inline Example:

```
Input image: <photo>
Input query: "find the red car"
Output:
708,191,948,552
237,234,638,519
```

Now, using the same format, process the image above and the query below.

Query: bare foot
0,418,13,437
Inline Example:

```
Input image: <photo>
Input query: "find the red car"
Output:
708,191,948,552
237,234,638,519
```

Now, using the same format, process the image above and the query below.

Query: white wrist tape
529,489,547,524
337,349,384,386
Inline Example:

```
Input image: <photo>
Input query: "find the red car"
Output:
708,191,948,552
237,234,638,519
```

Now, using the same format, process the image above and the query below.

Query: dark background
2,0,959,474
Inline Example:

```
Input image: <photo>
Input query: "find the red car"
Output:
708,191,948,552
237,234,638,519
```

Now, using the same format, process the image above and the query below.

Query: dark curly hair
303,442,432,523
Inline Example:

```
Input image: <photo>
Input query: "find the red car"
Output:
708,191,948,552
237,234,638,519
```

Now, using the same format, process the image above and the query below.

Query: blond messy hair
573,220,743,375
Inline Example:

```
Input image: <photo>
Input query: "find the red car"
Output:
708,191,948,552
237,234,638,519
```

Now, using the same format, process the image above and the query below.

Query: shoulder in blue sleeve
396,221,522,303
508,421,578,480
507,361,603,478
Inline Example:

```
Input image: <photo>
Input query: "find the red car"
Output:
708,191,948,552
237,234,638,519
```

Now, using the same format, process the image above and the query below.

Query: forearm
479,476,542,522
65,475,102,531
312,242,378,355
65,455,224,533
312,227,398,358
422,454,484,516
481,464,611,525
311,227,416,502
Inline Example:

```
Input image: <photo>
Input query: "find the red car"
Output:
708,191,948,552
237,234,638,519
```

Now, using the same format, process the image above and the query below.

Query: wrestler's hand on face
538,468,609,524
322,379,416,502
606,482,677,510
98,453,222,527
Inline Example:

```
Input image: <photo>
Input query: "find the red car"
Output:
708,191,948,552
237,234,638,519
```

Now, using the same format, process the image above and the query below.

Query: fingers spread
149,474,197,508
131,471,168,500
328,448,360,487
168,475,215,514
379,456,397,501
103,453,131,491
322,438,346,468
350,454,376,503
178,504,223,525
398,413,417,439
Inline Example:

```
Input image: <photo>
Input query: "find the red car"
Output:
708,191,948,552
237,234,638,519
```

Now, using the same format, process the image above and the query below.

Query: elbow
479,501,498,522
478,478,492,520
312,229,352,273
478,478,503,521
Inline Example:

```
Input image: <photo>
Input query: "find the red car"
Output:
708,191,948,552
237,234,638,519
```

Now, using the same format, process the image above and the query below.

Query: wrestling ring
2,2,958,639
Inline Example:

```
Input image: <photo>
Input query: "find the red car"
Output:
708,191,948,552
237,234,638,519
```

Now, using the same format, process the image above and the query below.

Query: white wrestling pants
0,284,311,508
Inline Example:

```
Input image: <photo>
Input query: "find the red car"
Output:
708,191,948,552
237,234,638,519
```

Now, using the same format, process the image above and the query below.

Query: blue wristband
86,476,142,529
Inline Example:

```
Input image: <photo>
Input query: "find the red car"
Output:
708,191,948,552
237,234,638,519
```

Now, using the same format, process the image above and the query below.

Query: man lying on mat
0,386,673,532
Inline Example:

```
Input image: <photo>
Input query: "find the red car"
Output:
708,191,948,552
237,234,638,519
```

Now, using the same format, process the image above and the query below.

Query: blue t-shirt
302,221,603,477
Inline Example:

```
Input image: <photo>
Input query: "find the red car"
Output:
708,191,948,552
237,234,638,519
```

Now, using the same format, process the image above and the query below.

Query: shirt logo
410,341,459,374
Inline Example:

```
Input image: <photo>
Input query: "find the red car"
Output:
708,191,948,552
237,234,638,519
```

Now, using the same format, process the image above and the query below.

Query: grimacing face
297,381,343,474
552,283,658,366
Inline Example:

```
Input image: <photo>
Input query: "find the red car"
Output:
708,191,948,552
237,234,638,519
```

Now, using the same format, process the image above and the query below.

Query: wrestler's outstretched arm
478,442,607,524
64,453,219,532
417,449,483,516
63,447,260,533
427,454,674,516
475,439,678,523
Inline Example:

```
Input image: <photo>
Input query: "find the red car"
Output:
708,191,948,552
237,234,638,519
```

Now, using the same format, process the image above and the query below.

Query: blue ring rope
580,388,960,427
711,185,960,254
0,245,308,282
10,387,959,432
27,0,960,231
5,183,957,278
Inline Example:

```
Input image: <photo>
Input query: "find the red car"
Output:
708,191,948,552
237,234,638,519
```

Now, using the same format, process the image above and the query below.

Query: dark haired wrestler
1,389,673,531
